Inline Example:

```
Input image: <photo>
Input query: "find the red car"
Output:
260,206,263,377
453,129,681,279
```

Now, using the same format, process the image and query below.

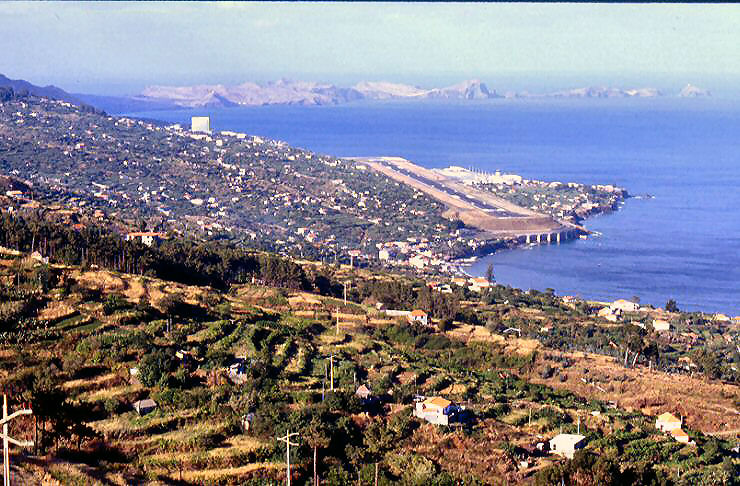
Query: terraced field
0,251,736,485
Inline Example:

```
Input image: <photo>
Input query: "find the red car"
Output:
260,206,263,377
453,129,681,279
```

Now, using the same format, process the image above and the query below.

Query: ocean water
131,99,740,315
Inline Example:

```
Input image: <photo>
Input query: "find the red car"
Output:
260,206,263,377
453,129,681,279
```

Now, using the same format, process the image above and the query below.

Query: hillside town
1,92,626,275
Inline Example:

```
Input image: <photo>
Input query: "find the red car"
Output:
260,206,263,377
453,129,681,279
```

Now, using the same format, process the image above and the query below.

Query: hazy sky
1,2,739,94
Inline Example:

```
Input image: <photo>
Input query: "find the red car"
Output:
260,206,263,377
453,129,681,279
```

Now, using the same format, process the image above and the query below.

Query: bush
138,349,175,387
540,364,555,379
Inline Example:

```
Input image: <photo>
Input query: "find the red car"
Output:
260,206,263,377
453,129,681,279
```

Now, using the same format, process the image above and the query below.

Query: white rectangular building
191,116,211,133
549,434,586,459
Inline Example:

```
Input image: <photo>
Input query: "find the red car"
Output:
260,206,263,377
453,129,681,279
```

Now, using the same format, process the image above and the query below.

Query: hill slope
0,73,83,105
0,91,472,261
0,235,736,485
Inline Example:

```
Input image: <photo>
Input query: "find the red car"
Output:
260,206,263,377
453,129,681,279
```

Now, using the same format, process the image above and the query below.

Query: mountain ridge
0,73,83,105
86,79,712,112
1,72,713,114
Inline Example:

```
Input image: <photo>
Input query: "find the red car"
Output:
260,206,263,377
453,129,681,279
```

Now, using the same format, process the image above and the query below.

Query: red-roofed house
408,309,429,327
414,396,453,425
670,428,690,444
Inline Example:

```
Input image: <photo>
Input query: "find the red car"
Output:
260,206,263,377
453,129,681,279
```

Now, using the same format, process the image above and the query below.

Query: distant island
62,78,712,112
0,73,714,114
123,79,712,109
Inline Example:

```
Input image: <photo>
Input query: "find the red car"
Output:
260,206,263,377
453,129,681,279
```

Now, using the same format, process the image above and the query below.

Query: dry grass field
532,351,740,436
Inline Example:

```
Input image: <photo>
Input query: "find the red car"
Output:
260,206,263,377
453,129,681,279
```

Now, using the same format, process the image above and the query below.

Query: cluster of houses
425,276,492,294
377,239,452,272
596,299,641,322
375,234,494,274
410,394,591,461
470,172,628,224
4,94,471,260
592,298,676,332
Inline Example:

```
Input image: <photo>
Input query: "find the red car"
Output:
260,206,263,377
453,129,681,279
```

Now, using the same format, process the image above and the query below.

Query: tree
139,349,175,387
485,263,495,284
692,348,722,380
345,444,366,485
24,371,66,454
65,403,99,450
305,415,331,486
665,299,679,313
363,421,395,486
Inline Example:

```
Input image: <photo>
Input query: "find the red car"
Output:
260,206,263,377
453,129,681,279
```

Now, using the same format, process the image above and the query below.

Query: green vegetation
0,224,736,484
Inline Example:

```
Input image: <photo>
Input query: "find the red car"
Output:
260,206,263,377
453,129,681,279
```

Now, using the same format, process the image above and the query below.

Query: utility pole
1,394,34,486
329,354,335,392
343,282,348,305
277,430,300,486
335,308,340,336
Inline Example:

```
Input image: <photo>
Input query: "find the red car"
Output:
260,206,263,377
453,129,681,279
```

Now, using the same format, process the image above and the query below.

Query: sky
1,2,739,95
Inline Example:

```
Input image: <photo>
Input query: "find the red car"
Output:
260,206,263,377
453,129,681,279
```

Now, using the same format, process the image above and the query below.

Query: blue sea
131,99,740,315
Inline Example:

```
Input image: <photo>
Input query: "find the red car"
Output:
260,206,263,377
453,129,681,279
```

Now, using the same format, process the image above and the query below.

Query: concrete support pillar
526,234,531,244
556,232,561,244
547,233,552,244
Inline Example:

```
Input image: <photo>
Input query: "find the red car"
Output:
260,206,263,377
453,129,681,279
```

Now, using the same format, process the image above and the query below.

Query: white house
652,319,671,332
384,309,411,318
408,309,429,327
468,277,492,293
610,299,640,313
408,254,429,269
670,428,691,444
562,296,578,307
125,232,166,247
598,306,622,322
413,396,452,425
549,433,586,459
655,412,682,432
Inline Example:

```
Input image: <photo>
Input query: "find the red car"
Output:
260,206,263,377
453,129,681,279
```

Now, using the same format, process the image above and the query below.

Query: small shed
227,356,250,384
355,384,373,400
133,398,157,416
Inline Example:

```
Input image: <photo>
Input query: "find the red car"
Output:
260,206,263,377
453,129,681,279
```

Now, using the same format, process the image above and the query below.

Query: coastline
449,194,629,279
